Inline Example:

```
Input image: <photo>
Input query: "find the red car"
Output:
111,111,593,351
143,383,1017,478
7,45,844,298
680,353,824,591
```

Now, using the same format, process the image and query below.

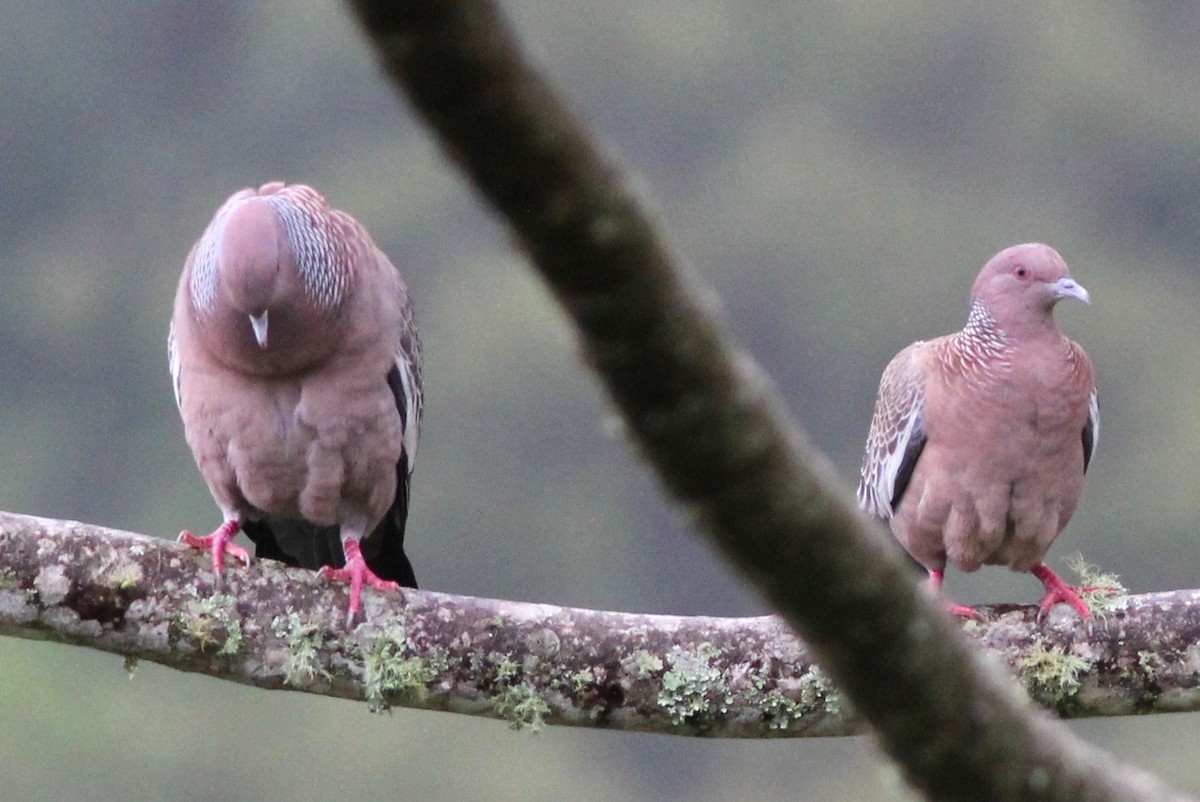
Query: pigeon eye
1015,267,1028,279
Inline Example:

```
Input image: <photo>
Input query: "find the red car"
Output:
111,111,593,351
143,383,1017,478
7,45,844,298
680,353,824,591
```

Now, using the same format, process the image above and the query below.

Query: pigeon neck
263,194,351,311
963,298,1004,340
966,296,1060,344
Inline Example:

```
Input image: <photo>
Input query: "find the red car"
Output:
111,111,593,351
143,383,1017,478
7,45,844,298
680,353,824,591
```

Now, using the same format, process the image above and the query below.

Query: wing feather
857,343,928,519
1082,387,1098,473
167,319,182,410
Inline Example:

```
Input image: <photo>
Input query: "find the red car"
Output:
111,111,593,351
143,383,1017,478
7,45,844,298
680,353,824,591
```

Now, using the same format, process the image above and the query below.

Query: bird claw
178,520,250,578
1031,563,1090,620
319,543,400,626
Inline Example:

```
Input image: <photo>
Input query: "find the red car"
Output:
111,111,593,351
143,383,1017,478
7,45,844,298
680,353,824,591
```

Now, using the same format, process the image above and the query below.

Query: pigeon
858,243,1097,618
169,181,422,623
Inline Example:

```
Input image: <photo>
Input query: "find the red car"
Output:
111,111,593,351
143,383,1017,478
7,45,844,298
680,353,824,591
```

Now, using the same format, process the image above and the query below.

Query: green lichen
657,642,732,726
569,667,596,694
631,650,663,680
0,566,17,589
798,665,843,717
761,688,805,730
270,609,329,686
363,625,446,713
492,683,551,732
106,563,142,590
1137,650,1162,681
547,666,595,696
1064,552,1125,613
738,662,843,730
489,651,519,684
175,591,242,656
1018,636,1090,699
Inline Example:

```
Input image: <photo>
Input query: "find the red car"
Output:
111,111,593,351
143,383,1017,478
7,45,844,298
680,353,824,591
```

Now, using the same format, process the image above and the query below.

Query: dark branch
342,3,1192,800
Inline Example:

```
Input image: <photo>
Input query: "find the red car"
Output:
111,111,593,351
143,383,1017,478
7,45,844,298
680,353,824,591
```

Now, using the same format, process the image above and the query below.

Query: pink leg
178,519,251,576
318,539,399,625
1031,563,1090,619
927,569,981,619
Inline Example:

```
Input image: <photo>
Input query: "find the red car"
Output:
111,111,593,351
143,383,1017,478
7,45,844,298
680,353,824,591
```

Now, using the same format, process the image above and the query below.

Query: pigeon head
218,197,283,347
187,183,357,374
969,243,1089,334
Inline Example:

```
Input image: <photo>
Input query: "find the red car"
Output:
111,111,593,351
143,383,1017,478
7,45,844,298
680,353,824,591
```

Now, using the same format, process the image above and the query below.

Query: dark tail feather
243,518,341,570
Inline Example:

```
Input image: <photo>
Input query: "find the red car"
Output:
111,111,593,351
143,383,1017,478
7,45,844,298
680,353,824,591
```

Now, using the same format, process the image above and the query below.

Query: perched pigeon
169,181,422,623
858,243,1097,618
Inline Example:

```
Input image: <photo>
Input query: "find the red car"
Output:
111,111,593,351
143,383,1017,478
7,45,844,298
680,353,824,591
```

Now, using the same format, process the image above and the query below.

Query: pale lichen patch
1018,636,1091,700
1064,552,1125,614
1138,650,1164,681
270,609,330,687
657,642,731,727
104,561,143,590
0,589,36,622
175,590,242,656
628,649,663,680
362,625,447,713
760,688,805,730
798,665,843,717
524,627,560,657
491,683,551,732
34,564,71,605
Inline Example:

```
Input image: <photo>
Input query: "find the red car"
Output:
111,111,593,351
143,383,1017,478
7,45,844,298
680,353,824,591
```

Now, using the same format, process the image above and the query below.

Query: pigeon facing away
169,181,422,623
858,243,1097,618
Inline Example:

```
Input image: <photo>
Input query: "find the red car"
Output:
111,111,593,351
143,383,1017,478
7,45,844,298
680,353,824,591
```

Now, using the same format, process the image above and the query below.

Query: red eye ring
1015,266,1028,278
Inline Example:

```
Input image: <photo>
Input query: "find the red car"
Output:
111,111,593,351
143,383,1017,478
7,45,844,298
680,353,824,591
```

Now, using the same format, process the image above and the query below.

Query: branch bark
340,3,1193,800
3,510,1200,739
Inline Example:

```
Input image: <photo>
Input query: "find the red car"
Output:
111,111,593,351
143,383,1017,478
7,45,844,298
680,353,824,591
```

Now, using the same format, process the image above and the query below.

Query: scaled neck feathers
189,186,363,316
954,298,1008,362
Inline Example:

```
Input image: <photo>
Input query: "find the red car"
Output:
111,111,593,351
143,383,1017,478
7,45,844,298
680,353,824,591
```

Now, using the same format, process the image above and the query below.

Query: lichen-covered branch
342,3,1191,800
4,511,1200,740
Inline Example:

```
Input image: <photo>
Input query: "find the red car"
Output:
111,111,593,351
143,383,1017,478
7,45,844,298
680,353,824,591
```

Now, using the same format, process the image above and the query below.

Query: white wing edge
1087,387,1099,460
167,319,182,410
857,347,926,520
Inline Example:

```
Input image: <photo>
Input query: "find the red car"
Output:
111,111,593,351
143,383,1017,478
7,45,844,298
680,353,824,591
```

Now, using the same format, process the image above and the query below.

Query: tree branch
340,3,1192,800
4,511,1200,741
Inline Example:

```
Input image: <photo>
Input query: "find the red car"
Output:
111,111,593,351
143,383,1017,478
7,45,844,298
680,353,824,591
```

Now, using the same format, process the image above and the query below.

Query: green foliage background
2,2,1199,799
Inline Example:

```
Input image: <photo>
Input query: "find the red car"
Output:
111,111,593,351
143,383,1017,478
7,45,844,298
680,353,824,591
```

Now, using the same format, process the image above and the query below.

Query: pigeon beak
249,310,269,348
1051,277,1090,305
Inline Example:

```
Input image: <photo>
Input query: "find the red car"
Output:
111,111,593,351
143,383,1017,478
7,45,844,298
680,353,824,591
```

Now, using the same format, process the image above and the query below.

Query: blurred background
2,2,1199,799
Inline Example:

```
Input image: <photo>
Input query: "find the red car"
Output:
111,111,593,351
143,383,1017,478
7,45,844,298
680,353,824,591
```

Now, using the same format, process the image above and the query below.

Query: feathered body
169,182,422,616
858,243,1097,616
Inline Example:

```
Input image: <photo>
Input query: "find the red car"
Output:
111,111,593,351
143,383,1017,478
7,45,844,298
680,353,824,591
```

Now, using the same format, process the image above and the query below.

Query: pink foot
318,540,399,625
943,601,982,619
178,519,250,576
927,569,981,620
1031,563,1090,619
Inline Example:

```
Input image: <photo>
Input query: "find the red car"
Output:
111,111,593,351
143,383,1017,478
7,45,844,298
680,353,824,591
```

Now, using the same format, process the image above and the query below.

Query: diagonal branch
3,511,1200,738
342,3,1192,800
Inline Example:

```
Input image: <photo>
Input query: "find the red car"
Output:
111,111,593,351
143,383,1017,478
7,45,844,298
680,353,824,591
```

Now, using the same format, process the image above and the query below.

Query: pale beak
1051,277,1090,305
249,310,269,348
